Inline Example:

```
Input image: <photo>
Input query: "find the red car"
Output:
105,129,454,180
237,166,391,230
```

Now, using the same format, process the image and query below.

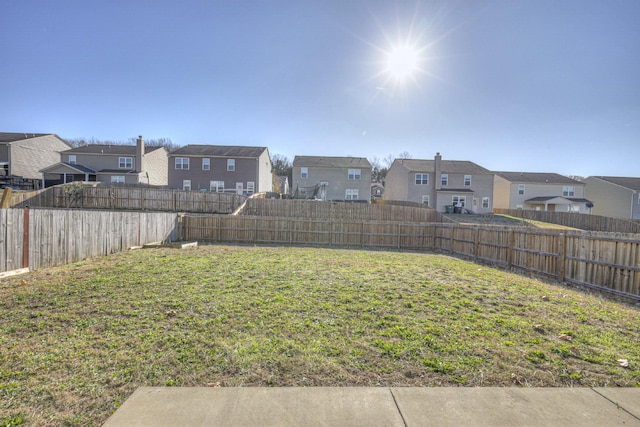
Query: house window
301,167,308,178
563,186,575,197
415,173,429,185
570,205,580,212
175,158,190,170
441,174,448,186
348,169,361,180
482,197,490,209
247,181,255,194
183,180,191,191
210,181,224,192
464,175,472,186
227,159,235,171
516,204,524,210
111,176,125,183
452,196,466,206
421,195,430,206
518,184,525,195
68,155,76,165
202,158,210,171
345,189,359,200
119,157,133,169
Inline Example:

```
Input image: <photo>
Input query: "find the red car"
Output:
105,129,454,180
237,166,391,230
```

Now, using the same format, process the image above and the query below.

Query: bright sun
385,45,420,83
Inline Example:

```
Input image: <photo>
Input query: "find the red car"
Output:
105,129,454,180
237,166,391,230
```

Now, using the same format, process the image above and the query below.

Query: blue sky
2,0,638,177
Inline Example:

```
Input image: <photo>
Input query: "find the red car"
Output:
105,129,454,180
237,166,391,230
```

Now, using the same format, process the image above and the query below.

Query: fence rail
180,214,640,300
495,208,640,234
10,185,245,214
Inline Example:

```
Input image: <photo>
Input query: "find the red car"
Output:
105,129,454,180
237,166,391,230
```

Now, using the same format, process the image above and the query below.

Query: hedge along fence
494,208,640,234
179,214,640,301
10,184,245,214
1,208,178,273
239,198,452,223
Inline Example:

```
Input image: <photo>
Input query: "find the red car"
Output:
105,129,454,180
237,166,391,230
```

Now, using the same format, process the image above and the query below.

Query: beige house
40,136,168,187
584,176,640,219
384,153,494,213
0,133,71,189
493,172,590,213
168,145,272,194
292,156,372,201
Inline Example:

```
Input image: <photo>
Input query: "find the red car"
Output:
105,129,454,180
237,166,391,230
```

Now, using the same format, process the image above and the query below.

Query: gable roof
170,145,267,158
293,156,371,168
494,171,582,185
0,132,51,143
394,158,491,174
63,144,163,155
588,176,640,191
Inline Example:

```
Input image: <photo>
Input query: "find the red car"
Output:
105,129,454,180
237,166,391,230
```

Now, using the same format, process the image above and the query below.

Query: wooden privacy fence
11,185,245,214
0,208,178,273
495,208,640,234
240,198,450,223
180,214,640,300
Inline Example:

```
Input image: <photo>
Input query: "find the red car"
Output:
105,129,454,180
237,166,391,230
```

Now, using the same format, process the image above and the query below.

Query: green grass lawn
1,245,639,426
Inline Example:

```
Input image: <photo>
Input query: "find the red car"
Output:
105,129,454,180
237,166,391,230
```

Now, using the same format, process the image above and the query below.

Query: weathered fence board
495,208,640,234
0,209,24,273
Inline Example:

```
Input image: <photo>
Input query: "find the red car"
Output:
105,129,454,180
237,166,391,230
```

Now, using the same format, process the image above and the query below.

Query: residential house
584,176,640,219
384,153,494,213
371,182,384,200
168,145,272,194
493,172,590,213
40,136,168,187
292,156,372,201
0,133,71,189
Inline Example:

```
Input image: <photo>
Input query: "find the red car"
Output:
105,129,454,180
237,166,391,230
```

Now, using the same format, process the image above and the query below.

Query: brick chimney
136,135,145,172
434,152,442,190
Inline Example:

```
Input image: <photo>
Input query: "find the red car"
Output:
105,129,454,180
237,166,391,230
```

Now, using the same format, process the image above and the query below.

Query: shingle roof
526,196,591,203
494,171,582,185
589,176,640,191
293,156,371,168
170,145,267,158
395,159,491,174
63,144,163,155
0,132,52,143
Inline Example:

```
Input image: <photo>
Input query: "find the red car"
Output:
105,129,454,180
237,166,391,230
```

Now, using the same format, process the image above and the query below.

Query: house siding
143,147,169,186
292,165,372,201
382,161,410,201
584,177,634,219
257,149,273,193
492,175,511,210
7,135,70,179
0,144,8,163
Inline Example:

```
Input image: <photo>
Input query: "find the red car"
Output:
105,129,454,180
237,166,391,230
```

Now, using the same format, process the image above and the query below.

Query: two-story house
168,145,272,194
584,176,640,219
493,172,590,212
291,156,372,202
384,153,494,213
40,136,168,187
0,133,71,189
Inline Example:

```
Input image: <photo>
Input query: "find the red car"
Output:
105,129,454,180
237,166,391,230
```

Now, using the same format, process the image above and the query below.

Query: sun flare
385,45,420,83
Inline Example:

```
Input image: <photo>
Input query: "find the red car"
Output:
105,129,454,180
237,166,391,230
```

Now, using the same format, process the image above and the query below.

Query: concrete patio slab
593,388,640,419
391,387,639,426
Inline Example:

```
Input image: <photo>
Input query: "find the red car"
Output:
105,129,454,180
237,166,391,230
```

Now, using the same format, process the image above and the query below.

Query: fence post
22,207,29,269
507,229,514,269
473,227,479,261
558,233,567,282
397,223,401,249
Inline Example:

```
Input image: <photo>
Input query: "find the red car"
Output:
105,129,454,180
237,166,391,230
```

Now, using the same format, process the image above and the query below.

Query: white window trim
68,155,76,165
562,186,575,197
111,176,125,183
518,184,525,195
227,159,235,171
441,174,448,186
202,158,210,171
416,173,429,185
247,181,255,194
482,197,490,209
345,189,359,200
421,195,430,206
175,158,190,170
452,195,466,206
183,180,191,191
119,157,133,169
348,168,361,180
464,175,472,186
301,167,308,178
210,181,224,192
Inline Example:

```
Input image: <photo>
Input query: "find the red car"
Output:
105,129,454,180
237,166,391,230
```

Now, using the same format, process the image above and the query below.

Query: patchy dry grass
1,245,639,426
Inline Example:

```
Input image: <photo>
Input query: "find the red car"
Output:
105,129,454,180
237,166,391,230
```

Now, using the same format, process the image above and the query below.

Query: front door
236,182,243,195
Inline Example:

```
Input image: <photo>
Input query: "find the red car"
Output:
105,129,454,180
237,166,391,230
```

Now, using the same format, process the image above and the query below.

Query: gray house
493,172,590,213
40,136,168,187
292,156,372,201
384,153,494,213
168,145,273,194
0,133,71,189
584,176,640,219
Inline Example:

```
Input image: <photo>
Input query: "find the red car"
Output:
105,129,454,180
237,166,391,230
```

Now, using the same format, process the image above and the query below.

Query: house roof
293,156,371,168
494,171,582,185
394,158,491,174
526,196,591,204
170,145,267,158
0,132,51,143
40,162,96,174
63,144,163,155
588,176,640,191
